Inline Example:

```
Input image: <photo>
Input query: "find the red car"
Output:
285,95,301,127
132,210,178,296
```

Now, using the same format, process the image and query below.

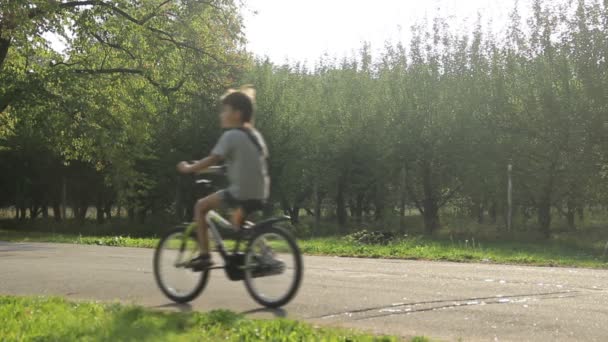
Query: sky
241,0,530,64
47,0,530,64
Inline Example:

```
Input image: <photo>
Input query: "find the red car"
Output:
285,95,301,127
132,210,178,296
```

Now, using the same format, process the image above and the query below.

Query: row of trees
246,0,608,236
1,0,607,237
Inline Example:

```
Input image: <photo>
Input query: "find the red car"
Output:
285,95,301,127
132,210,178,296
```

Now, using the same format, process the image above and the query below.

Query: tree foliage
1,0,607,238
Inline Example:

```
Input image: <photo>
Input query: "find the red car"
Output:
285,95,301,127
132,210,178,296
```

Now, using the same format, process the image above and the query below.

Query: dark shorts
218,190,265,214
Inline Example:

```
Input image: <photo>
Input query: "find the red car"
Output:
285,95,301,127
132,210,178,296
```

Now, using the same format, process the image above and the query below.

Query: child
177,86,270,270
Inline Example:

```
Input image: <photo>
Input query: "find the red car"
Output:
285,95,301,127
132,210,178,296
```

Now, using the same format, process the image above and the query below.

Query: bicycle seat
229,199,265,229
239,200,265,216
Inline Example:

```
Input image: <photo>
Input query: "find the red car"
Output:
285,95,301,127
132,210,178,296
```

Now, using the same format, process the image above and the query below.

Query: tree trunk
30,204,40,219
313,181,322,231
77,204,88,223
19,205,26,221
280,198,290,216
0,37,13,112
289,206,300,225
538,168,556,238
61,176,67,220
489,201,497,224
399,166,407,230
185,204,193,221
374,190,385,222
522,205,532,220
52,203,62,222
474,199,485,224
73,206,79,221
421,163,440,234
15,182,24,220
138,208,147,224
566,201,576,230
336,181,347,231
355,193,364,223
42,205,49,219
399,193,406,231
566,210,575,230
96,205,105,224
280,195,302,225
477,204,484,224
128,207,135,222
0,37,10,72
104,204,112,221
96,193,105,224
577,207,584,222
422,199,440,234
538,199,552,238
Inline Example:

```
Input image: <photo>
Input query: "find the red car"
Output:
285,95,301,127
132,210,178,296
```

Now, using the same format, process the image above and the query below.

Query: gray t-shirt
211,128,270,200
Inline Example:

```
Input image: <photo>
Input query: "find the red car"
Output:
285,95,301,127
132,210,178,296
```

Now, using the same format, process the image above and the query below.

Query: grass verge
0,296,409,341
1,229,607,269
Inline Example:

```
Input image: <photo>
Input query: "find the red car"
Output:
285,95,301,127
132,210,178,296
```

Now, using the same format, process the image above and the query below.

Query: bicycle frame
182,210,244,262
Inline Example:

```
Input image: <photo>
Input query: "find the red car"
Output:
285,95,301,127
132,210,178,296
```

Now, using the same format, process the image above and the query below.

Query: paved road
1,241,607,341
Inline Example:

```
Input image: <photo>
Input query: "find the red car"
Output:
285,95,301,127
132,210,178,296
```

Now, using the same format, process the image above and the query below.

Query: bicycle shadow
240,307,287,318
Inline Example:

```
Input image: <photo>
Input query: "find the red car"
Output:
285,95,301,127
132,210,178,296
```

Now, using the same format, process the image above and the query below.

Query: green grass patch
2,229,607,269
0,296,407,341
299,237,608,268
0,229,159,248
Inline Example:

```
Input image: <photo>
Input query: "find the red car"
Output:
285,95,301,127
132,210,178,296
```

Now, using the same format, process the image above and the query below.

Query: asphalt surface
1,241,607,341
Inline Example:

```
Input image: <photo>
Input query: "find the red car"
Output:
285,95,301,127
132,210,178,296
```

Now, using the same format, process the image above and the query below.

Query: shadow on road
152,302,193,312
241,307,287,318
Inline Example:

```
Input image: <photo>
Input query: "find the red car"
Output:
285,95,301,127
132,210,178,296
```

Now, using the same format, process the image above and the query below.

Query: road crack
312,290,580,321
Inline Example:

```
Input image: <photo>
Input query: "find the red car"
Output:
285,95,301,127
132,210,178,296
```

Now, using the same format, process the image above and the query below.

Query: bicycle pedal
252,260,285,278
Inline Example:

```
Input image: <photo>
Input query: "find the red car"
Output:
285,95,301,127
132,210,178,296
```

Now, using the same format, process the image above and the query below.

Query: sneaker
187,254,213,271
252,252,285,277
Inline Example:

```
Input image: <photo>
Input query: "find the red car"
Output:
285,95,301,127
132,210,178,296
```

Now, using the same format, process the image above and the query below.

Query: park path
1,241,607,341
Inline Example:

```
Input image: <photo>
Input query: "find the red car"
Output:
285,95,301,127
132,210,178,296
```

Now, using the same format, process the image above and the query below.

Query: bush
344,230,397,245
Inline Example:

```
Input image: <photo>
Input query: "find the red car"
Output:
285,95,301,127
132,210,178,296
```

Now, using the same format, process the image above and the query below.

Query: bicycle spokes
244,231,299,305
155,230,206,300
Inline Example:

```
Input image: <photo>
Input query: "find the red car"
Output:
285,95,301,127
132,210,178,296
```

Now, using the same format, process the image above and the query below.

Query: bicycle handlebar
194,165,226,186
199,165,226,175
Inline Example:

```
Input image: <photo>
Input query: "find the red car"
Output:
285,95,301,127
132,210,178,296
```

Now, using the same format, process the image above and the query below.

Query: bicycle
153,166,303,308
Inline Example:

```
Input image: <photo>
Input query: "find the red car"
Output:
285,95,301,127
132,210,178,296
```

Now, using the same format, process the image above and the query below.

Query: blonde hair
221,84,256,103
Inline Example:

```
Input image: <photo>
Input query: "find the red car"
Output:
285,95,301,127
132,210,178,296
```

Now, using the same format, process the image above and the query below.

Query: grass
0,296,411,341
0,229,159,248
2,228,607,269
300,237,608,268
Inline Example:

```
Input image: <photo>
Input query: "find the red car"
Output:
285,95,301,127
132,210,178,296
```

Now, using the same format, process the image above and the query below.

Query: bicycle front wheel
243,225,303,308
153,227,209,303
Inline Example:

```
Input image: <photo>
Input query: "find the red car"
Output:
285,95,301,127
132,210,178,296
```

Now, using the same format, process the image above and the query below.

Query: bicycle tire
153,227,210,303
243,225,303,308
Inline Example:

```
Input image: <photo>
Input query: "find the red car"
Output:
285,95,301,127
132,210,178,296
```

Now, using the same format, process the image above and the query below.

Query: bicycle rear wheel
243,226,303,308
153,227,209,303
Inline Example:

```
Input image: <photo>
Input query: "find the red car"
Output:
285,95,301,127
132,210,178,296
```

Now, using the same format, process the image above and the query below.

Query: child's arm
178,130,233,174
177,154,222,174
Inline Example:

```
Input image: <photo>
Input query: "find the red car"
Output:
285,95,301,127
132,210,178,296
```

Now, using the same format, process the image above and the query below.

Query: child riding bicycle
176,86,270,270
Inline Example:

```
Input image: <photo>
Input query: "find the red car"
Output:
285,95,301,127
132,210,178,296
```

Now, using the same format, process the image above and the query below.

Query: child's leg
193,192,222,254
230,208,245,230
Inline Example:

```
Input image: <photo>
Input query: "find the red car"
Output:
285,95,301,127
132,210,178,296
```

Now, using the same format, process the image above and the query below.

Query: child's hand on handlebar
177,161,192,174
177,155,221,175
